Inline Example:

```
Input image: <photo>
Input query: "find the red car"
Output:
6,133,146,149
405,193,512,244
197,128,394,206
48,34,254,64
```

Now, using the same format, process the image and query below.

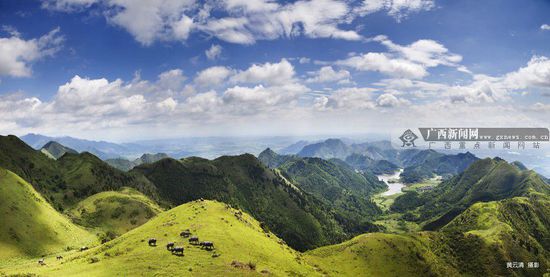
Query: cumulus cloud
376,93,408,107
541,24,550,31
194,66,234,86
205,44,222,60
0,28,63,77
503,56,550,89
306,66,351,83
231,59,295,85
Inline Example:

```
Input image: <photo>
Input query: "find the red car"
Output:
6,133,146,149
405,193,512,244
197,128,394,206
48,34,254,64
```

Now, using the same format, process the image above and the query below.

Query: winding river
377,169,405,196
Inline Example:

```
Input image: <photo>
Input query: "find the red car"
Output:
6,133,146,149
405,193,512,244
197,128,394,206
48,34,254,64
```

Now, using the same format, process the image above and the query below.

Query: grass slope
1,200,319,276
132,155,352,251
0,168,96,260
0,135,158,210
67,187,164,237
392,158,550,229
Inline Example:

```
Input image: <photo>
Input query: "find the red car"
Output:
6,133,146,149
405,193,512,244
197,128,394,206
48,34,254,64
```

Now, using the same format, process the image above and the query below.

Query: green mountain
400,151,479,183
40,141,78,159
106,153,169,171
67,187,164,238
344,153,399,174
132,154,351,251
307,196,550,276
278,156,386,234
392,158,550,230
0,135,158,210
298,138,352,160
0,167,96,259
258,148,298,168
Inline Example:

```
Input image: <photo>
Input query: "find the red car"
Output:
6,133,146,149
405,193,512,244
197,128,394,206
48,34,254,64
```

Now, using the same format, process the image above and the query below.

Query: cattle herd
148,228,215,257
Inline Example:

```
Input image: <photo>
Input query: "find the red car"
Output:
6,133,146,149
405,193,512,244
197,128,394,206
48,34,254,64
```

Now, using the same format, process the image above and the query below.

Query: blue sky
0,0,549,141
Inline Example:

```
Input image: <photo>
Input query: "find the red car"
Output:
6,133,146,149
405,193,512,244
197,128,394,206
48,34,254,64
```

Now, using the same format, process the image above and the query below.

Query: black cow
166,242,175,250
80,246,89,251
200,241,214,250
171,246,184,256
148,238,157,246
180,229,191,238
56,255,63,260
188,236,199,244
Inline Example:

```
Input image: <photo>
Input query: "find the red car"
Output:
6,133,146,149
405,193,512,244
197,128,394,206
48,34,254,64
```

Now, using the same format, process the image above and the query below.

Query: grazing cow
166,242,175,250
200,241,214,250
188,236,199,244
80,246,89,251
171,246,184,256
38,258,45,265
180,229,191,238
148,238,157,246
56,255,63,260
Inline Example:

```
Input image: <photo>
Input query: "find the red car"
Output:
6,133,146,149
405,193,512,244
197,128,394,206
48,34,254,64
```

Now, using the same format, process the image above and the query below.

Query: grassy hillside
0,168,96,260
0,135,159,210
132,155,351,251
392,158,550,229
67,187,164,238
1,200,320,276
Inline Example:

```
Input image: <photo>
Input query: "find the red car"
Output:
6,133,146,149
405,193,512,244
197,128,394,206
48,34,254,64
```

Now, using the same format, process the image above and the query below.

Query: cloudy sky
0,0,549,141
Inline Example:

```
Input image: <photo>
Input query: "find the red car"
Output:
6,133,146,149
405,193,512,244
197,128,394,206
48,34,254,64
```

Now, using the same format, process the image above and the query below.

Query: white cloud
337,35,465,79
541,24,550,31
157,97,178,111
41,0,98,11
337,52,428,78
503,56,550,89
0,28,63,77
157,69,186,91
222,83,309,114
44,0,395,45
306,66,351,83
231,58,295,85
194,66,234,86
376,93,408,107
355,0,435,21
205,44,223,60
314,87,376,110
373,35,462,68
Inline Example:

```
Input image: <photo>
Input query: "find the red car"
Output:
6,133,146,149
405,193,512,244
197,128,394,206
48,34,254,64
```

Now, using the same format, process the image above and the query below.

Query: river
377,169,405,196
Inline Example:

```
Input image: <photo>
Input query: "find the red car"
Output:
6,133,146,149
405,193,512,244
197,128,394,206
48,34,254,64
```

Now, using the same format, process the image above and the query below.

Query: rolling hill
0,135,159,210
392,158,550,229
4,196,547,276
132,154,351,251
0,200,320,276
67,187,164,238
0,168,96,260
